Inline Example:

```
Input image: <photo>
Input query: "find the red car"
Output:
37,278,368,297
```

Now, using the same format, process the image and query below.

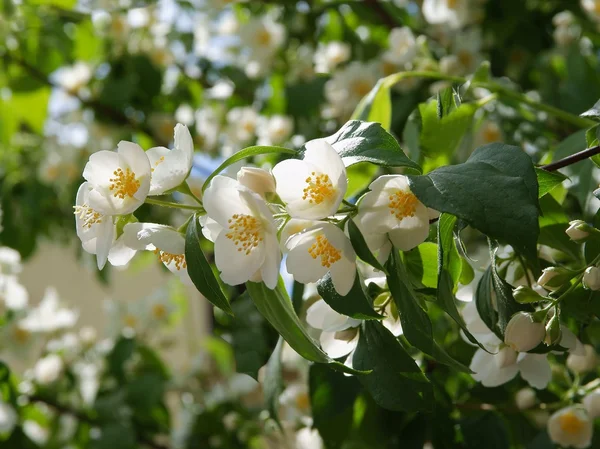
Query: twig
540,145,600,172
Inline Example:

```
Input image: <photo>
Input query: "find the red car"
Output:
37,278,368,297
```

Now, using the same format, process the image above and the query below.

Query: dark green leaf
461,411,510,449
185,216,233,316
535,168,566,198
202,145,297,193
347,219,387,273
264,337,284,427
317,271,382,320
246,279,330,363
408,143,540,262
324,120,421,171
475,267,500,337
352,321,432,412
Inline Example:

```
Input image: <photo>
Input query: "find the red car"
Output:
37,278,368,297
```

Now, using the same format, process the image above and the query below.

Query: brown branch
362,0,398,29
539,145,600,172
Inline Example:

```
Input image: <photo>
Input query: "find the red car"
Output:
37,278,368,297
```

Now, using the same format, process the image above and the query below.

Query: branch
539,145,600,172
29,395,170,449
362,0,398,29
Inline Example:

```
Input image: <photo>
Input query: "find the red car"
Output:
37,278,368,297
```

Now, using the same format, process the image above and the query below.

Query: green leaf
185,216,233,316
437,86,458,118
202,145,297,192
309,364,360,448
386,250,433,355
461,412,510,449
436,214,487,351
418,100,477,159
536,168,566,198
475,267,499,338
324,120,421,171
316,271,382,320
246,279,330,363
264,337,284,427
89,423,136,449
352,321,432,412
74,20,102,61
347,219,387,273
408,143,540,262
403,242,439,289
352,78,392,130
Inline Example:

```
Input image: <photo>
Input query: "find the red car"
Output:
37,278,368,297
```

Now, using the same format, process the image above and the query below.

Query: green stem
145,198,204,212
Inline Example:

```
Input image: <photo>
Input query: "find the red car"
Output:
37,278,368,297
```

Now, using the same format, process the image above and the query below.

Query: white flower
422,0,470,29
74,182,137,270
583,267,600,291
584,390,600,419
123,223,191,284
147,124,194,196
20,287,78,333
34,354,64,385
203,176,281,289
515,388,536,410
324,61,381,119
355,175,430,260
566,220,590,241
582,0,600,22
226,107,259,145
296,427,324,449
74,362,100,406
567,344,598,374
239,16,285,77
285,222,356,296
474,120,504,147
0,401,17,435
273,139,347,220
382,27,418,68
449,28,483,75
279,383,311,422
55,61,92,94
504,312,545,352
237,167,276,198
195,106,223,152
547,406,593,449
23,420,49,445
256,115,294,146
314,41,351,73
82,141,151,215
306,299,361,362
0,275,28,310
0,247,22,275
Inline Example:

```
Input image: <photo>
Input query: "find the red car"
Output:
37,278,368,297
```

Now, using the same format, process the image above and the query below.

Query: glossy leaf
352,78,392,130
185,216,233,316
536,168,566,198
316,271,382,320
264,337,284,427
347,219,387,273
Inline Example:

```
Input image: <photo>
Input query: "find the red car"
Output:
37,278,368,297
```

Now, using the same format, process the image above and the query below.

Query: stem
540,145,600,172
145,198,204,212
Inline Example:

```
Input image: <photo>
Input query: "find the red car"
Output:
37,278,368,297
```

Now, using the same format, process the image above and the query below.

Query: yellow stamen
482,124,501,143
388,190,418,220
308,234,341,268
226,214,263,255
295,392,310,411
151,156,165,173
109,168,140,199
256,29,272,46
302,172,335,205
73,204,103,228
152,304,167,319
13,327,30,343
350,80,372,98
154,248,187,270
124,314,137,328
447,0,459,8
559,412,585,435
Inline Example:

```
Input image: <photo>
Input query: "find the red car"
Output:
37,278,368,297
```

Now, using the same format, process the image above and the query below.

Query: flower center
257,29,272,46
13,327,30,343
303,172,335,205
124,314,137,328
151,156,165,173
295,392,310,411
388,190,418,220
308,234,341,268
351,80,372,98
73,204,103,228
109,168,140,199
482,124,501,143
559,412,585,435
226,214,264,255
152,304,167,319
154,248,187,270
447,0,459,8
457,50,473,69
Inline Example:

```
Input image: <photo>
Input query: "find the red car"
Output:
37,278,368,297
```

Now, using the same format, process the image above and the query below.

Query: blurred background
2,0,600,448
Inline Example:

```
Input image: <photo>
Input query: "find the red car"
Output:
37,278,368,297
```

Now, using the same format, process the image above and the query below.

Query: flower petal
214,231,265,286
320,328,359,359
518,354,552,389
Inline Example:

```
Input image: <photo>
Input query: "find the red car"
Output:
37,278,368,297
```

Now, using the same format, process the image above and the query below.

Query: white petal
95,220,115,270
470,349,518,387
107,235,137,266
214,231,265,286
329,256,356,296
199,215,223,242
83,151,118,187
148,149,192,195
286,233,328,283
280,219,320,251
174,123,194,163
306,299,355,332
303,139,346,194
260,234,281,290
203,176,251,227
518,354,552,389
320,328,359,359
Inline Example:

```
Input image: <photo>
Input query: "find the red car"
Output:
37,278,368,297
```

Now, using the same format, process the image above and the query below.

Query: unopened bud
495,346,518,368
237,167,276,197
583,390,600,419
537,267,573,292
566,220,590,241
504,312,545,352
583,266,600,291
515,387,536,410
567,344,597,374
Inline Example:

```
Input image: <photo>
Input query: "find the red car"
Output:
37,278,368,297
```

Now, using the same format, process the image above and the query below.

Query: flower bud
566,220,590,241
583,266,600,291
237,167,276,197
567,344,597,374
0,401,17,434
515,387,536,410
504,312,545,352
583,390,600,419
495,346,518,368
537,267,573,292
547,406,593,449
